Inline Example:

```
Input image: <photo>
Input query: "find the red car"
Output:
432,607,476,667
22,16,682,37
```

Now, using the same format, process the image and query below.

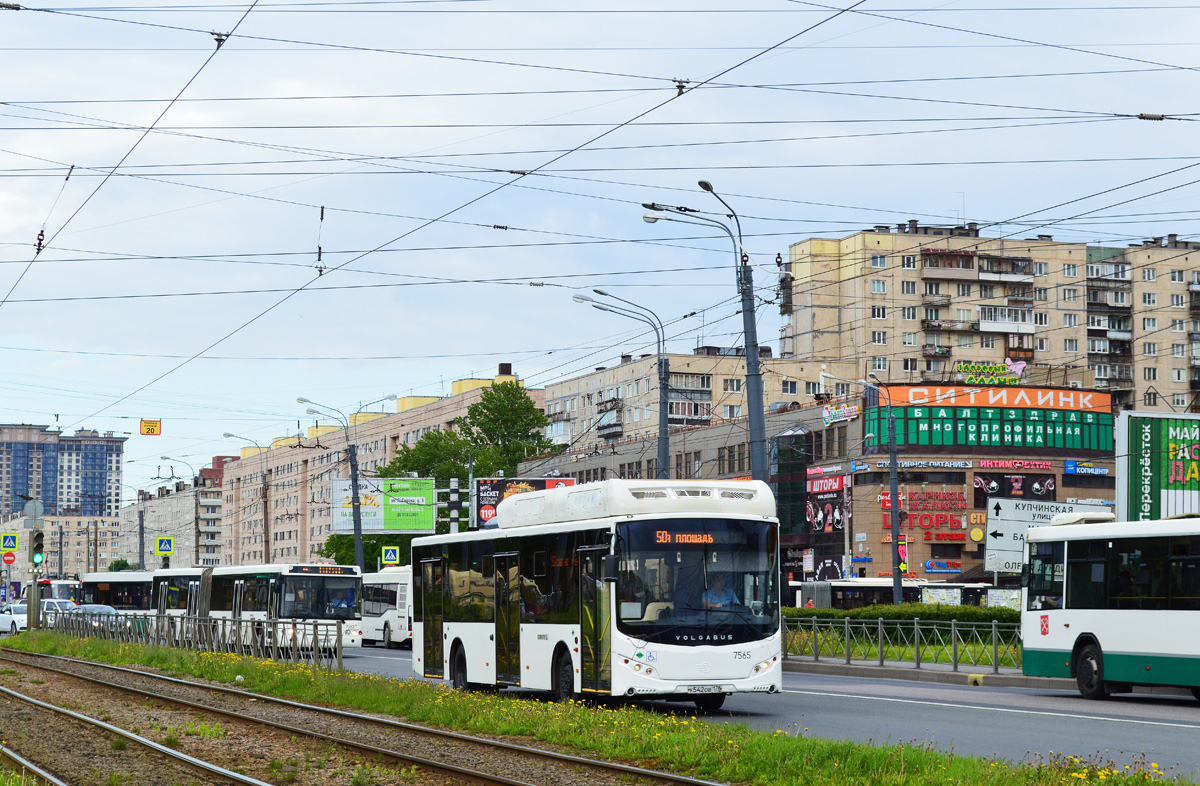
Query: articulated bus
362,567,411,648
1023,512,1200,700
81,571,154,611
23,579,82,603
138,563,365,647
412,479,781,711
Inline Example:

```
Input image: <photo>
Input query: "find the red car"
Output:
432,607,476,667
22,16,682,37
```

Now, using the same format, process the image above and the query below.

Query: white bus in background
1023,512,1200,700
362,566,412,648
412,479,782,712
81,571,154,611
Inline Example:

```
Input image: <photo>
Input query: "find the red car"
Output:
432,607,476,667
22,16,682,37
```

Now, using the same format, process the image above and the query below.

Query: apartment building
34,516,121,578
220,365,542,565
786,223,1200,413
542,347,825,458
0,425,125,518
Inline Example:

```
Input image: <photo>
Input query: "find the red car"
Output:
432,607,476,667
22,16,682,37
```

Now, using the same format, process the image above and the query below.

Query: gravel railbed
0,650,663,786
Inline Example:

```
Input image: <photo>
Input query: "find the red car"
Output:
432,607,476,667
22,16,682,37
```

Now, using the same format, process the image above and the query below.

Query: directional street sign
0,533,17,551
154,537,174,556
985,499,1110,573
381,547,400,566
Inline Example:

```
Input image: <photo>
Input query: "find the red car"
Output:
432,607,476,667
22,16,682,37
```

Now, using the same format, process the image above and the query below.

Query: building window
1144,367,1158,381
1114,291,1129,305
1143,293,1158,306
872,306,888,319
924,281,942,295
782,380,798,395
871,279,887,294
980,336,996,349
1036,338,1047,351
1174,344,1186,357
1088,338,1109,353
1171,270,1184,282
1144,342,1158,356
980,285,995,299
1173,368,1185,383
902,306,917,320
1174,393,1188,407
1144,391,1159,406
872,331,887,345
957,284,972,297
871,254,887,268
902,332,917,346
901,281,916,295
723,378,742,392
925,307,941,321
1035,288,1048,301
1064,264,1077,277
1144,318,1158,331
1065,339,1079,353
805,381,820,395
1172,294,1186,308
902,255,917,269
957,335,973,348
902,358,918,371
723,404,742,419
1034,312,1048,326
1034,262,1049,276
871,357,888,371
1143,268,1157,282
1063,288,1080,302
1173,319,1186,332
1063,313,1079,328
835,383,850,396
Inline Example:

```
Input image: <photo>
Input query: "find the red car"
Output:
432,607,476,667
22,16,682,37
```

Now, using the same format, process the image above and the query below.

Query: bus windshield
278,576,361,620
614,518,779,645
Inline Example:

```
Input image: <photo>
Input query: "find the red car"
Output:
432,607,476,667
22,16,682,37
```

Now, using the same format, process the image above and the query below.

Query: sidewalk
780,656,1075,690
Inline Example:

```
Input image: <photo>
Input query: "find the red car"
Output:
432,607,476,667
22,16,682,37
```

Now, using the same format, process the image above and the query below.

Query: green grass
1,632,1191,786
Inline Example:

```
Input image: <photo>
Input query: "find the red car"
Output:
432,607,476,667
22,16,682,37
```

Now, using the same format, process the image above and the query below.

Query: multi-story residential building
786,224,1200,413
0,425,125,518
220,365,542,565
39,516,121,577
542,347,826,457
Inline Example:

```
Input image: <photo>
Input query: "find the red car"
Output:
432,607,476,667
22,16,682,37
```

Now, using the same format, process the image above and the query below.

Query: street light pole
868,372,904,605
573,292,669,479
299,394,397,572
643,182,768,483
162,456,200,567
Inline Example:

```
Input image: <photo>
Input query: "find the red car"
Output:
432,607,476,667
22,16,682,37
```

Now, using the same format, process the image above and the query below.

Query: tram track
0,649,727,786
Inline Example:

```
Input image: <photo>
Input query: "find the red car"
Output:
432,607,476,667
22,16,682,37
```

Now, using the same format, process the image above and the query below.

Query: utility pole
138,506,145,570
347,443,364,571
262,467,272,563
193,477,201,567
449,477,460,534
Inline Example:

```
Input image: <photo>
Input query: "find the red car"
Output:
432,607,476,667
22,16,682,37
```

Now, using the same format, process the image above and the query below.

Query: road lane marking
782,689,1200,730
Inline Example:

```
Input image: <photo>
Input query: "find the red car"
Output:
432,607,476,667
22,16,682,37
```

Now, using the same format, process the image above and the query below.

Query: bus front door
421,559,444,678
578,548,611,694
495,553,520,685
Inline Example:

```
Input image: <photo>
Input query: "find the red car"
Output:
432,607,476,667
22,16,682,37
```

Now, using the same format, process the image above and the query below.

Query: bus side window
1027,541,1064,611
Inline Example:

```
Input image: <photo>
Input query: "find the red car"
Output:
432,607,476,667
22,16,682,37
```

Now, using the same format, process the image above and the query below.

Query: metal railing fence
41,611,345,671
781,616,1022,672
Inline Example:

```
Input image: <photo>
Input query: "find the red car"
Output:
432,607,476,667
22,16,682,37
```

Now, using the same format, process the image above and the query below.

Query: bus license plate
687,685,720,694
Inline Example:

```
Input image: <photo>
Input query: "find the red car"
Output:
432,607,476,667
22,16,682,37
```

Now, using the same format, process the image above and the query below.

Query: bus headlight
752,660,772,674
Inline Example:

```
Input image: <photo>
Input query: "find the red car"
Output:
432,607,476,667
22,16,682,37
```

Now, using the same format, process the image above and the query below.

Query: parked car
0,603,28,635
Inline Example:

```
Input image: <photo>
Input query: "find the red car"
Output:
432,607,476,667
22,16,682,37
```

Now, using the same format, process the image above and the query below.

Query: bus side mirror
1020,564,1029,588
602,555,620,583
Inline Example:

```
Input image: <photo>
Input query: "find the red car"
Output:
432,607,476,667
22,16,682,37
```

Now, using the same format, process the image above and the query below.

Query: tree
317,534,417,567
455,380,556,477
107,559,135,572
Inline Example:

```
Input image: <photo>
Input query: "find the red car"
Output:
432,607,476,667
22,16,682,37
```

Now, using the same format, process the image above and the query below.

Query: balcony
920,250,978,281
199,510,221,520
1006,347,1034,361
920,370,947,383
922,344,952,358
199,523,223,534
1107,330,1132,341
1106,378,1135,390
1006,296,1034,307
1191,295,1200,314
922,319,978,332
1190,283,1200,292
1087,278,1132,291
1086,299,1132,313
1191,358,1200,368
597,398,622,413
547,410,572,423
979,308,1035,334
597,421,625,439
978,255,1034,283
921,293,952,306
1191,380,1200,392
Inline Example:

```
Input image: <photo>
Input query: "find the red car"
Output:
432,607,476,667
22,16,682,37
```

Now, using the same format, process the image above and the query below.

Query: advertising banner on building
475,477,575,526
806,474,851,534
332,477,436,533
865,385,1113,457
1117,412,1200,521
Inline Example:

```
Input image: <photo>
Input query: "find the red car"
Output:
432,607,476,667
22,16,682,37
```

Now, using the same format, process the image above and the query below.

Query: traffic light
31,530,44,566
161,556,170,569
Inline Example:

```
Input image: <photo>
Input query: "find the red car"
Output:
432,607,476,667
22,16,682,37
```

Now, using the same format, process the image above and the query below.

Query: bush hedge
781,602,1020,624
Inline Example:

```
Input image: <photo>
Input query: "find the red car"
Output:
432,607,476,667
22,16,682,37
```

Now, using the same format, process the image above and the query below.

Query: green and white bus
1023,512,1200,700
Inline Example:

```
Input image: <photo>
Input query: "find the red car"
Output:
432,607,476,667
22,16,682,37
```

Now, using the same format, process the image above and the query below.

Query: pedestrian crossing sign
382,547,400,566
154,537,174,556
0,533,17,551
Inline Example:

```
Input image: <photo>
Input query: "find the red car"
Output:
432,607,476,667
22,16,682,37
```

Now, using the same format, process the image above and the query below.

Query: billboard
332,477,435,533
864,385,1112,457
1117,412,1200,521
806,474,851,534
475,477,575,526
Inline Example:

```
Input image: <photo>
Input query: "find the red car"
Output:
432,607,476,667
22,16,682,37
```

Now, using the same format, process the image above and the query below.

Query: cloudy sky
3,0,1199,494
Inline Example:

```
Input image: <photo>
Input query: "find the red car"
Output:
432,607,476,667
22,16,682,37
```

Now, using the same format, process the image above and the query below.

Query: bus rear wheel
383,624,395,650
450,647,469,692
693,693,726,713
1076,644,1107,700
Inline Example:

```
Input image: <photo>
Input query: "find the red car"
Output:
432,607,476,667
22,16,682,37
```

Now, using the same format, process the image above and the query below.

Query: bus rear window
1027,541,1064,611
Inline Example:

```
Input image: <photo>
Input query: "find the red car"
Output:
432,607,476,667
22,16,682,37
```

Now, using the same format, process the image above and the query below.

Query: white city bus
412,479,781,711
81,571,154,611
24,578,83,603
1023,512,1200,700
362,567,411,648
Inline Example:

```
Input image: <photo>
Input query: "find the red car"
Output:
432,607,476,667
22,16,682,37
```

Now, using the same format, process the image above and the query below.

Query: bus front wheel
552,653,574,703
383,624,395,650
1076,644,1107,700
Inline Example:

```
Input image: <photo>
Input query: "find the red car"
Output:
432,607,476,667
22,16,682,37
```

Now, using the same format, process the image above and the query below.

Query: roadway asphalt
346,645,1200,778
